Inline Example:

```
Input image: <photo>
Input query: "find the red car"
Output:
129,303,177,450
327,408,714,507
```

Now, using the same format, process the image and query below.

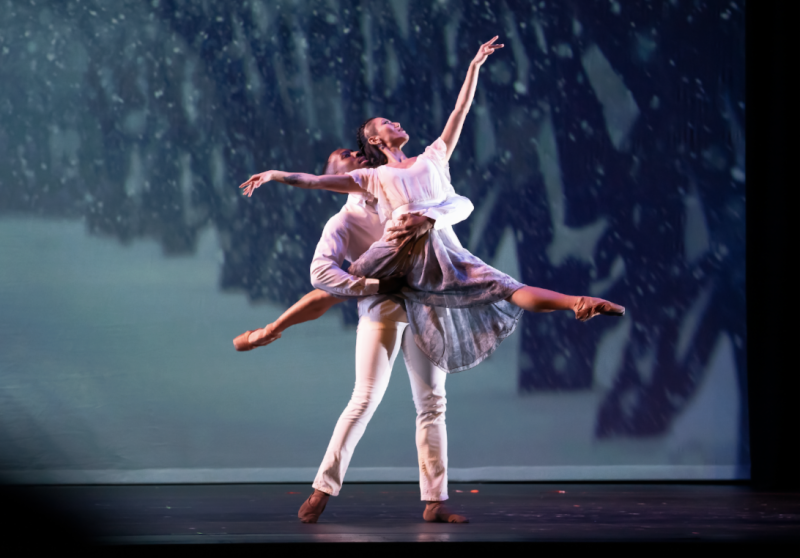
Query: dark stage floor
6,483,800,552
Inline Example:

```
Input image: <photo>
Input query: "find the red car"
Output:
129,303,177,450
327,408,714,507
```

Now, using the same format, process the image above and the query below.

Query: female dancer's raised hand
472,36,504,66
239,171,273,197
440,36,503,160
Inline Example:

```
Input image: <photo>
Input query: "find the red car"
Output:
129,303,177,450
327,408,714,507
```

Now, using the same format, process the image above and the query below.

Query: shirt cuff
363,278,381,295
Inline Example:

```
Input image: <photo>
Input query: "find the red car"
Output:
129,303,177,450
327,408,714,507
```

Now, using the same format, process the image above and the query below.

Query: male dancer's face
325,148,368,175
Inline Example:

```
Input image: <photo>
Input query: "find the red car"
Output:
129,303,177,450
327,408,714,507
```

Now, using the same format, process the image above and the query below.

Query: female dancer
238,37,624,370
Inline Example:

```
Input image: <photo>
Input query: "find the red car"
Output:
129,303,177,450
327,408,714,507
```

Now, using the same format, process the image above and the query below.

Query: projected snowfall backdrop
0,0,746,482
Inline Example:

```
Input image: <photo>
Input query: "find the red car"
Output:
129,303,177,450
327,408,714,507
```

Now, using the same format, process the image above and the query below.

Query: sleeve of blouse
345,168,378,202
416,137,468,228
423,137,448,163
422,137,451,183
419,194,474,230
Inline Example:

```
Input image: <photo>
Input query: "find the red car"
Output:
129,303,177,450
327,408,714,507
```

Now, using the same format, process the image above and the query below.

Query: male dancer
236,147,472,523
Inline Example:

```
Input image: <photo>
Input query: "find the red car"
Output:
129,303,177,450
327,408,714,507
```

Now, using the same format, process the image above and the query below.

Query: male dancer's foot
423,501,469,523
573,296,625,322
298,489,330,523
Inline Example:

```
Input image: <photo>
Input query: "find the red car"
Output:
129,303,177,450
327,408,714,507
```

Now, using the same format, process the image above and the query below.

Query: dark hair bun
356,118,389,168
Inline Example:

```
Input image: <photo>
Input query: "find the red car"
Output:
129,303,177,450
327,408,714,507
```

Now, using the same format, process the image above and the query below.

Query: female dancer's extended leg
507,286,624,321
233,289,344,351
234,285,623,351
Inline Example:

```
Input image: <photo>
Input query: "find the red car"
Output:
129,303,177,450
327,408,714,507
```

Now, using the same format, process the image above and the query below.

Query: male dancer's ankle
423,501,469,523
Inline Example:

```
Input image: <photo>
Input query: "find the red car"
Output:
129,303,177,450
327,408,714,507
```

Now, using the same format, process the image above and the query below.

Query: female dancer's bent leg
233,289,344,351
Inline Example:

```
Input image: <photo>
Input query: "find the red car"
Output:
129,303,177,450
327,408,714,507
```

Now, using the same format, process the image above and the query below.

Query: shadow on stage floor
3,483,799,554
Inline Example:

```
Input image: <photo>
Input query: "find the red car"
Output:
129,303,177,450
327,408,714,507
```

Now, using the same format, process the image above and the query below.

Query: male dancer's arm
311,213,388,296
314,194,476,284
383,189,474,234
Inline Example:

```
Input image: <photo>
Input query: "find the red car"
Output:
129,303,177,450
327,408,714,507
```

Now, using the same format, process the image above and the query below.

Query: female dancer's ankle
247,323,281,346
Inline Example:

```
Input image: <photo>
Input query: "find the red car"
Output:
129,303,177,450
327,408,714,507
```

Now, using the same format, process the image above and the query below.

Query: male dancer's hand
385,213,434,243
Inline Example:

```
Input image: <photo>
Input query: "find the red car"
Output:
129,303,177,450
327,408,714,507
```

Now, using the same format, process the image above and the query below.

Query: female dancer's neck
380,145,407,164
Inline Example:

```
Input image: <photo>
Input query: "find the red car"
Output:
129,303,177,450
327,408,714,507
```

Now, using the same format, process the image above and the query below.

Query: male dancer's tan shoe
423,502,469,523
573,296,625,322
298,490,330,523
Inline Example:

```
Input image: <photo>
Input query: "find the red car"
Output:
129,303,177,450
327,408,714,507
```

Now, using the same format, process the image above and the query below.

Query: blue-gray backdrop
0,0,746,483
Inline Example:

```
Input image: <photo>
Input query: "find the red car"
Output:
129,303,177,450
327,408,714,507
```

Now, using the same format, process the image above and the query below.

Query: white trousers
312,319,449,501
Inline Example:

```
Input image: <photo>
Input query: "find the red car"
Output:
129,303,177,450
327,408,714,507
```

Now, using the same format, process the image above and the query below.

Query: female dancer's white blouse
346,138,473,230
344,138,524,374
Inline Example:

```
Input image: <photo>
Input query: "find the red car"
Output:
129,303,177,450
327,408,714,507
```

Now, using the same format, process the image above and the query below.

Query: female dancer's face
366,117,409,150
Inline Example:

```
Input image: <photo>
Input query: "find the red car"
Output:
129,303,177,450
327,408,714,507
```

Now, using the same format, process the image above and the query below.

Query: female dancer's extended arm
440,36,504,160
239,170,363,198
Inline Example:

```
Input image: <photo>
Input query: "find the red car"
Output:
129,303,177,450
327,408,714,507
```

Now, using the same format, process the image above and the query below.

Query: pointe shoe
573,296,625,322
423,502,469,523
248,327,281,347
298,490,330,523
232,328,281,351
233,330,257,351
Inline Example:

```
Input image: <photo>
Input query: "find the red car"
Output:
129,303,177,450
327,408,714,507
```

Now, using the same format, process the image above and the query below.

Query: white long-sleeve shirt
310,192,473,321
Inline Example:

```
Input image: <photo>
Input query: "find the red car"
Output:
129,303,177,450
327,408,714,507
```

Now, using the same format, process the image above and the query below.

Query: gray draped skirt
348,229,524,373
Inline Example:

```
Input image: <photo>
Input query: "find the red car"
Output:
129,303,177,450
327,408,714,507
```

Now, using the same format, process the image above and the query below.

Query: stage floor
8,482,800,548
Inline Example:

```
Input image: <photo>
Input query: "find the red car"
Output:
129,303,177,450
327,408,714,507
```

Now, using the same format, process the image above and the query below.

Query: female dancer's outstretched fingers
473,36,504,65
238,178,255,195
238,175,256,189
245,176,263,196
239,172,271,197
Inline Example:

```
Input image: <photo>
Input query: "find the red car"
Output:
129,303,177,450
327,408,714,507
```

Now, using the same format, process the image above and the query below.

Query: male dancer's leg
311,319,404,497
401,329,468,523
